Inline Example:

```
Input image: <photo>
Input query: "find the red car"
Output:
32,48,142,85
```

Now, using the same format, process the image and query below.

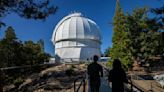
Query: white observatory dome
52,13,101,63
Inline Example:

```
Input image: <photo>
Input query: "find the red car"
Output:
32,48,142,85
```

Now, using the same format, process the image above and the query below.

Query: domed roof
51,13,101,45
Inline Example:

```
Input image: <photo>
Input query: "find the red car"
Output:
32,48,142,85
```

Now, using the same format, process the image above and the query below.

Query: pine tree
0,26,19,67
109,0,132,69
124,7,162,69
5,26,17,42
0,27,50,67
109,2,164,69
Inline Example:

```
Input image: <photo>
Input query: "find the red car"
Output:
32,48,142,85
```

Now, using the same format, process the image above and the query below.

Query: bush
71,65,76,68
107,60,113,68
13,77,24,87
65,66,76,76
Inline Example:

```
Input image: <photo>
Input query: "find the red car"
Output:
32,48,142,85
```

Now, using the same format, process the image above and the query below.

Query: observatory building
52,13,101,63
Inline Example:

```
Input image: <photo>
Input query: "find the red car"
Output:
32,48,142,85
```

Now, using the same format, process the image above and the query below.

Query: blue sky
0,0,163,56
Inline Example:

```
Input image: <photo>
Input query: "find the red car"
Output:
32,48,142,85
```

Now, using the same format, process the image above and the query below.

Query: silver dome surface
51,13,101,63
52,13,101,45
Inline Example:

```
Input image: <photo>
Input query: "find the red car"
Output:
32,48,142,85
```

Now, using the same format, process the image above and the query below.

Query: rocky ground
132,80,164,92
3,64,87,92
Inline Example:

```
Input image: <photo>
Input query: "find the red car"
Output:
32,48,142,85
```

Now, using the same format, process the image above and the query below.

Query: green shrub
13,77,24,87
107,59,113,68
71,65,76,68
65,67,75,76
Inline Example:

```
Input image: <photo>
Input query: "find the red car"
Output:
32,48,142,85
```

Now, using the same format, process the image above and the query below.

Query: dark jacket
87,62,103,85
108,68,128,92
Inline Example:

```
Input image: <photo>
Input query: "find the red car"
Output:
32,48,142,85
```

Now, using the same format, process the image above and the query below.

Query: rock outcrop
5,64,87,92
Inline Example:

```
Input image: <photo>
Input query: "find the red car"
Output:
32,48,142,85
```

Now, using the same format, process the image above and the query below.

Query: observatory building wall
52,13,101,63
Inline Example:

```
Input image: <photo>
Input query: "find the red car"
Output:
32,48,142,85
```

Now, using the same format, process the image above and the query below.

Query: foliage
125,7,163,63
5,27,17,41
0,26,51,68
151,5,164,29
109,1,163,69
109,0,132,69
104,47,110,57
71,64,76,68
65,66,76,76
107,59,113,68
13,77,24,87
0,26,21,67
23,40,50,65
0,0,58,27
151,5,164,59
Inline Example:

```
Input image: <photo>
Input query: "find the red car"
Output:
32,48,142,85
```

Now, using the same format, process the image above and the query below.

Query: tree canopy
0,0,58,27
0,26,50,68
104,47,110,57
109,0,132,69
109,1,164,69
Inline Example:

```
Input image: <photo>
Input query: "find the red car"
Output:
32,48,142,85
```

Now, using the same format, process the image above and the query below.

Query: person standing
87,55,103,92
108,59,128,92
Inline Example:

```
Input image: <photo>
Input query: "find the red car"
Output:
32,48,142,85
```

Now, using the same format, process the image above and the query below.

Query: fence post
74,79,76,92
150,82,153,92
130,79,133,92
0,69,3,92
83,79,86,92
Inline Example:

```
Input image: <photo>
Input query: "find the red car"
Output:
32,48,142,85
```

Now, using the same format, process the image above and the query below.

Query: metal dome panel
51,13,101,63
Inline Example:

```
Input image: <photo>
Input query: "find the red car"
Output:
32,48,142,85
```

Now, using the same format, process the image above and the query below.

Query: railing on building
60,58,92,64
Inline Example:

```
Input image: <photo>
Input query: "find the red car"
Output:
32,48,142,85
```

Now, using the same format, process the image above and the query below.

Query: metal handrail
0,63,58,70
74,76,86,92
127,78,144,92
101,65,145,92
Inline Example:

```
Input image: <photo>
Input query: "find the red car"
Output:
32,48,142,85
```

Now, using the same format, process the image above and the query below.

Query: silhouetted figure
87,55,103,92
108,59,128,92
